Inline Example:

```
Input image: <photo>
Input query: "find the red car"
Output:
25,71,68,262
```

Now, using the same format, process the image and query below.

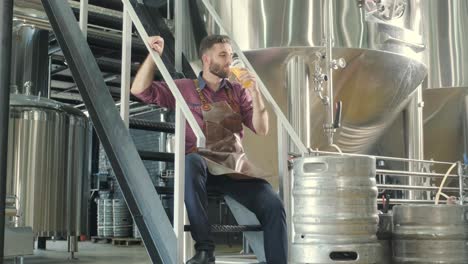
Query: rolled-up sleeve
238,86,256,133
133,81,176,109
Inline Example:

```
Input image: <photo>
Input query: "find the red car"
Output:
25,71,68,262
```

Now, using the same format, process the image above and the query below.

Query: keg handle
303,162,328,174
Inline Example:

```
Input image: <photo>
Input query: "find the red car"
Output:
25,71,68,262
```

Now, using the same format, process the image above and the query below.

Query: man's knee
185,153,207,185
264,195,285,215
185,153,206,172
185,152,203,164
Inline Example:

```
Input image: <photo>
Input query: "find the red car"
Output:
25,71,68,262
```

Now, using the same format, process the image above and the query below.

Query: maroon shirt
133,74,256,152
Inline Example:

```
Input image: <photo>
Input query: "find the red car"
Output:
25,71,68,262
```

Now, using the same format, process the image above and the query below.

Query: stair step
184,224,262,233
138,150,174,162
154,186,224,198
129,118,175,133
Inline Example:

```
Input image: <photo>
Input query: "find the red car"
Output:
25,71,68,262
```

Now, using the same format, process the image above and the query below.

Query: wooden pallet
112,237,143,246
91,236,112,243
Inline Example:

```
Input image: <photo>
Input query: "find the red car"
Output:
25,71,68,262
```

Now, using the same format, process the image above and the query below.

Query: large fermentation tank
378,0,468,167
7,94,90,236
185,0,428,177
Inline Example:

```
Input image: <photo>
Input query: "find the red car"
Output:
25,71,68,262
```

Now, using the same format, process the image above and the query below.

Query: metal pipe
377,199,449,205
0,0,14,260
308,149,456,165
407,85,425,200
325,0,335,145
377,184,463,192
376,169,459,178
67,235,78,259
12,14,146,52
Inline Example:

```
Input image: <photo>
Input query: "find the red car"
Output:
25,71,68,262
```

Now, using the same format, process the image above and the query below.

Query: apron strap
193,79,239,113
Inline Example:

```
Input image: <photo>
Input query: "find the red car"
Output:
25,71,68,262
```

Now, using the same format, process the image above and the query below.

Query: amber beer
229,59,253,89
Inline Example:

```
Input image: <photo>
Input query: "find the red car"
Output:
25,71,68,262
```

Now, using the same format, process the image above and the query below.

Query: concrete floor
4,241,258,264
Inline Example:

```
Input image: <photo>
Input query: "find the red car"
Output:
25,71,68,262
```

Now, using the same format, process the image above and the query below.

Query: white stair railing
120,1,206,263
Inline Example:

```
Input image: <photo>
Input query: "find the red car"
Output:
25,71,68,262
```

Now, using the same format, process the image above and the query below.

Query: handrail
199,0,308,154
121,0,206,148
308,149,458,165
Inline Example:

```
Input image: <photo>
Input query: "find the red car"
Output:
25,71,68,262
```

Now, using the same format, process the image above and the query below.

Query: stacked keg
97,199,114,237
291,156,380,263
113,199,132,237
133,221,141,239
97,197,133,238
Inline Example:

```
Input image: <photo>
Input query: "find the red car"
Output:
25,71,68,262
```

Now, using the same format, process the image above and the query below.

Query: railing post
79,0,88,39
121,6,132,127
174,105,186,263
174,0,194,260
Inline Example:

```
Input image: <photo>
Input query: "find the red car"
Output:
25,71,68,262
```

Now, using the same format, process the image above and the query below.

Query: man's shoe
186,250,215,264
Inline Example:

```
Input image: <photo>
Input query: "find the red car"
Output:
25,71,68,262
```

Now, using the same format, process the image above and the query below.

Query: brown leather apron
192,80,270,180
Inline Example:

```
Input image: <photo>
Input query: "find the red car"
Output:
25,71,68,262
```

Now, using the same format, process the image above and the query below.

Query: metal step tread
184,224,262,233
129,118,175,133
138,150,174,162
154,186,225,200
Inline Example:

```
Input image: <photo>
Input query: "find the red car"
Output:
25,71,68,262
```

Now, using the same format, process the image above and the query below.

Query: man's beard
209,62,229,78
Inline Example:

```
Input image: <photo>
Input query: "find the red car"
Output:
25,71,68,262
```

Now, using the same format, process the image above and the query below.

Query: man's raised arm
130,36,164,95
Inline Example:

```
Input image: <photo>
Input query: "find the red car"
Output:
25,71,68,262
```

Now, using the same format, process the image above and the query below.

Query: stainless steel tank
421,0,468,90
291,156,380,263
393,204,468,263
6,94,90,237
378,0,468,167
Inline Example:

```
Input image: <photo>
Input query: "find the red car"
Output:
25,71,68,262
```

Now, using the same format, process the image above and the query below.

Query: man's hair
199,34,231,59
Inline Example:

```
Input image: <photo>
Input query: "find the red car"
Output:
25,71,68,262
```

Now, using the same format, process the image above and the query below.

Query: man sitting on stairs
131,34,287,264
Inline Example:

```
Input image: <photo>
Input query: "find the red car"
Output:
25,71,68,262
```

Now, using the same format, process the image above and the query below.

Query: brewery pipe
0,0,14,261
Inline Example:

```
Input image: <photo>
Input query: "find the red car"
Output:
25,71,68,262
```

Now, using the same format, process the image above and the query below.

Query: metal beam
0,0,13,260
40,1,176,263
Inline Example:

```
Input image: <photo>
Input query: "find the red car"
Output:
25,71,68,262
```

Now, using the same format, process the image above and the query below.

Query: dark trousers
184,153,287,264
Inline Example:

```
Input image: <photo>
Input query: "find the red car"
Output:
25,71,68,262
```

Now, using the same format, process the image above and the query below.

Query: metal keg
97,199,104,237
377,213,393,264
393,205,468,263
112,199,132,237
133,222,141,239
98,199,114,237
291,156,380,263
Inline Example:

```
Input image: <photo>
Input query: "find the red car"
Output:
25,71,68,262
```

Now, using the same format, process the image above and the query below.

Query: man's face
204,43,233,79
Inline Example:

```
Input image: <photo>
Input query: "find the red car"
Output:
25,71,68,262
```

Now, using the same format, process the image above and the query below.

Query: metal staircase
40,0,307,263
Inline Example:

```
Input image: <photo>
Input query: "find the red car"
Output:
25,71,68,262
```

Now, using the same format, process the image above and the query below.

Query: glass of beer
229,59,253,89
